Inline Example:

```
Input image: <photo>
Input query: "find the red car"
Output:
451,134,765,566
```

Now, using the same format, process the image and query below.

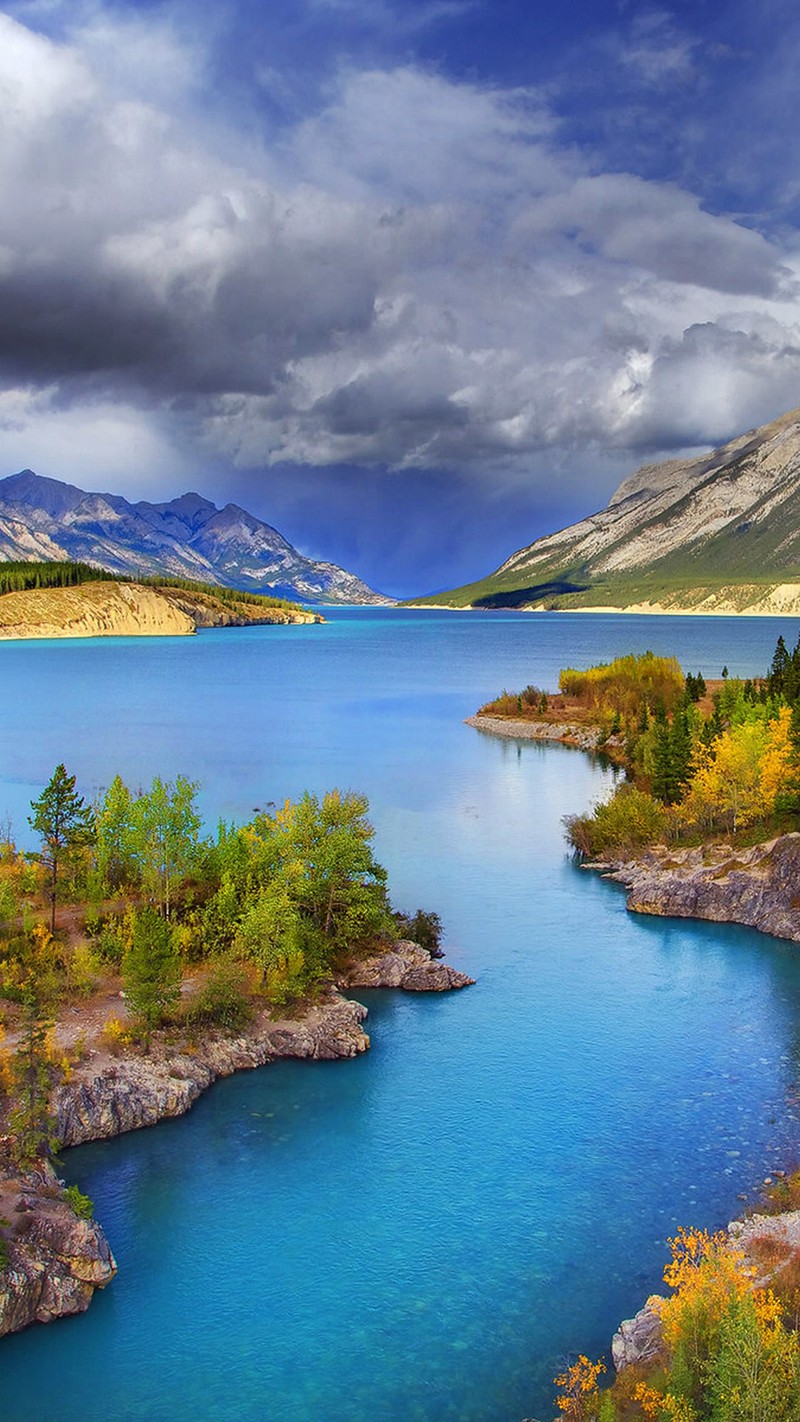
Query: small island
0,562,324,640
472,641,800,1421
0,769,472,1336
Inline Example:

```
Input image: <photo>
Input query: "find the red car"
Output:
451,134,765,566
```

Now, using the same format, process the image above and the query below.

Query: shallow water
2,609,800,1421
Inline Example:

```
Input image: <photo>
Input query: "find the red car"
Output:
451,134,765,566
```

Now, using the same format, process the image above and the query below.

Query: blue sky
0,0,798,594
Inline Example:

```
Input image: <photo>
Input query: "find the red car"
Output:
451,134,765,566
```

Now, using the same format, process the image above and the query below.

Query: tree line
0,559,306,613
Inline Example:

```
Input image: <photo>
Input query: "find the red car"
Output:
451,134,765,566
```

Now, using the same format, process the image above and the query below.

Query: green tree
29,764,95,932
122,908,181,1049
95,774,137,892
235,880,306,1002
130,776,202,918
8,989,59,1167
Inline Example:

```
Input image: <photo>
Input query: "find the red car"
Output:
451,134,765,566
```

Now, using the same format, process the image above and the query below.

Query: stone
600,833,800,945
340,940,475,992
0,1162,116,1338
611,1297,664,1372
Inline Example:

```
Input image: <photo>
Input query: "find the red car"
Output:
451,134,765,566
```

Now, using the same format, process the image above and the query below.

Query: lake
2,608,800,1422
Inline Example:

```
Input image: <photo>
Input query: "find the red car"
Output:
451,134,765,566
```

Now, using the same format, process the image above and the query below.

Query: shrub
99,1016,128,1055
63,1184,94,1220
564,785,670,858
189,958,254,1032
67,942,101,998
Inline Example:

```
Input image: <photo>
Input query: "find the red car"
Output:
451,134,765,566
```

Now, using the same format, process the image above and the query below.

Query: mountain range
0,471,388,605
417,405,800,614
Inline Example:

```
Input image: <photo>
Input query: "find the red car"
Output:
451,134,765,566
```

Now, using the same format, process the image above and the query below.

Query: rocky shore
465,713,612,753
611,1205,800,1375
0,1161,116,1337
1,939,473,1335
591,832,800,944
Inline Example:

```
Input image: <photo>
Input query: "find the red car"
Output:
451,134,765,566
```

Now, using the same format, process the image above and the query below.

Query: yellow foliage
658,1227,754,1351
634,1381,698,1421
0,1025,11,1095
680,722,770,832
559,652,684,718
554,1355,606,1419
760,706,794,810
99,1016,128,1056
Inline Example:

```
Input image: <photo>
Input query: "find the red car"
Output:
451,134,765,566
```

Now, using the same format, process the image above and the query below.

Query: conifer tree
9,989,58,1167
29,765,95,932
122,908,181,1050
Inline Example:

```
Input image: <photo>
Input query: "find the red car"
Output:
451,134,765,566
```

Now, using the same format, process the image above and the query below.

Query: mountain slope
0,472,389,605
414,406,800,612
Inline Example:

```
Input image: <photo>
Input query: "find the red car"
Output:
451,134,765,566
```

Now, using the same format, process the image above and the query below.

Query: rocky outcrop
0,1162,116,1337
0,580,324,641
597,833,800,944
3,947,472,1336
612,1297,664,1372
0,581,197,639
340,940,475,992
55,992,370,1147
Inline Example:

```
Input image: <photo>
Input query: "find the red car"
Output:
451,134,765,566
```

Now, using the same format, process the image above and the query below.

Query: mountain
0,472,389,605
414,406,800,614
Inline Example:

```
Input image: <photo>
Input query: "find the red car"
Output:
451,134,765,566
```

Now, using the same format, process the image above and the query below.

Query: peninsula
0,563,323,639
0,772,472,1336
472,644,800,1420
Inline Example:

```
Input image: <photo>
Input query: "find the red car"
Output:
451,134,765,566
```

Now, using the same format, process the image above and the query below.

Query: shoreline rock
54,989,371,1148
612,1206,800,1377
2,940,473,1335
0,1162,116,1337
465,714,628,761
339,939,475,992
593,833,800,945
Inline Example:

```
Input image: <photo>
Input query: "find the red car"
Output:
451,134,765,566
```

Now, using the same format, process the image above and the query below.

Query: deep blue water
2,609,800,1421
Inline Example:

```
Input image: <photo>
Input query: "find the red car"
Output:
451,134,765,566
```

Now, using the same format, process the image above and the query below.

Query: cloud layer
2,7,799,479
0,2,799,590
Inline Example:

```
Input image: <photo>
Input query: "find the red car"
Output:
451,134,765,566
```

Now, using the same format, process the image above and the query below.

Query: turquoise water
2,609,800,1421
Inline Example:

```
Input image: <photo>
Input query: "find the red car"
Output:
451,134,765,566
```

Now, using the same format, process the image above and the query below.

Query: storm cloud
0,1,799,590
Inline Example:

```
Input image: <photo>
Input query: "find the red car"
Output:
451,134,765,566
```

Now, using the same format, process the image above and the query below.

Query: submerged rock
340,940,475,992
0,1162,116,1337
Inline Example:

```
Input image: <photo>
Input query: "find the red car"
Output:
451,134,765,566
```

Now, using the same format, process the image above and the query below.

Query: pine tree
29,765,95,933
769,636,790,696
122,909,181,1050
8,990,58,1167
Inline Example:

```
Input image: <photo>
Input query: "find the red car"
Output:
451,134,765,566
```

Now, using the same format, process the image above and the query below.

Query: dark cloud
0,5,799,592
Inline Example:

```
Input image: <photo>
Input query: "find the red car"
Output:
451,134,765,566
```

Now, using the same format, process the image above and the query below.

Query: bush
99,1016,128,1055
67,942,101,998
63,1184,94,1220
189,958,254,1032
565,784,670,858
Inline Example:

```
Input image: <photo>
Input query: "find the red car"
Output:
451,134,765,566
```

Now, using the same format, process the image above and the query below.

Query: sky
0,0,799,595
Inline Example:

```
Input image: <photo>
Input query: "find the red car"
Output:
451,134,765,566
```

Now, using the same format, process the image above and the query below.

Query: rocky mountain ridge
0,470,389,605
417,405,800,611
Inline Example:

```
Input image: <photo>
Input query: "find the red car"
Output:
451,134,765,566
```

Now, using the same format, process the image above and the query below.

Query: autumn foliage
554,1225,800,1422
